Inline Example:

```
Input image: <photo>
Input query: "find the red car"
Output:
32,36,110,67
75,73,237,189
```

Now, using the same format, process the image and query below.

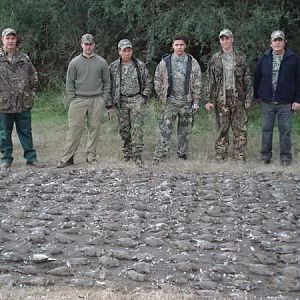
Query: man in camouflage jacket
205,29,253,162
0,28,43,171
153,35,202,164
108,39,152,167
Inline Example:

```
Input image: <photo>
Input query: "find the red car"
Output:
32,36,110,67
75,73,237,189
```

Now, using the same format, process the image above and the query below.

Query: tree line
0,0,299,89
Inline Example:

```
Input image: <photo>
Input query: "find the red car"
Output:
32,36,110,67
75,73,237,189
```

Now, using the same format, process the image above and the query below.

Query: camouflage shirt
0,47,38,113
272,53,283,94
108,57,152,108
120,61,140,96
154,53,202,105
205,50,253,106
222,52,235,90
169,53,188,103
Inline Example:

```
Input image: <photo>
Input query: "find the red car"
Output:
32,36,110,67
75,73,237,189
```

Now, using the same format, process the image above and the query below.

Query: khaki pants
61,96,105,163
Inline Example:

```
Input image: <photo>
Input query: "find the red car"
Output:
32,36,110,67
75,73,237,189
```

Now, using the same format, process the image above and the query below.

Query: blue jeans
0,110,37,164
261,102,293,162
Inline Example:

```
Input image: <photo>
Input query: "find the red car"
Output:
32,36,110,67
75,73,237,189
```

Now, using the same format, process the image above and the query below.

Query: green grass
32,90,264,131
32,90,68,124
28,90,300,165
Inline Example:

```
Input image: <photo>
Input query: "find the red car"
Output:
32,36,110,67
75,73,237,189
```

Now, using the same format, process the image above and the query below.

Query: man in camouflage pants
0,28,44,171
108,39,152,167
153,35,202,164
205,29,253,162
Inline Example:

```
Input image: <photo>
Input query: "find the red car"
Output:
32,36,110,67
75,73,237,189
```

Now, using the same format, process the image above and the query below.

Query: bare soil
0,158,299,299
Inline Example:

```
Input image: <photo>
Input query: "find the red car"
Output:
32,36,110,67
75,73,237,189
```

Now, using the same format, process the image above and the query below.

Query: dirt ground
0,157,299,300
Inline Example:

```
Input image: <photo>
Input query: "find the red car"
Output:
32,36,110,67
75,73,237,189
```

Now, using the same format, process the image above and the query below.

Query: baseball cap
271,30,285,41
118,39,132,49
219,29,233,38
81,34,94,44
2,28,16,37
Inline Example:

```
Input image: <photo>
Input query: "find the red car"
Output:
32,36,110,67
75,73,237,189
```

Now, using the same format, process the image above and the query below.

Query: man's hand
192,103,199,113
245,100,252,110
205,102,214,112
107,108,114,119
292,102,300,111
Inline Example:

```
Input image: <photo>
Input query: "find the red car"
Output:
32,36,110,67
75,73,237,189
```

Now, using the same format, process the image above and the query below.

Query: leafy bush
0,1,299,88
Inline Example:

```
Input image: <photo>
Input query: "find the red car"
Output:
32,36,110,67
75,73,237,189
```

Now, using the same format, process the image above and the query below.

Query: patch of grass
26,91,300,166
32,90,68,124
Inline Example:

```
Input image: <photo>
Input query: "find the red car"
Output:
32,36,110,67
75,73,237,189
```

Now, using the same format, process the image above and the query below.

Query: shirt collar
1,47,16,56
82,52,95,59
173,52,187,62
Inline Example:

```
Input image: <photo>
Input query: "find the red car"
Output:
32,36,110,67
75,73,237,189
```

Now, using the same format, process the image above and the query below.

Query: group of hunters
1,27,300,171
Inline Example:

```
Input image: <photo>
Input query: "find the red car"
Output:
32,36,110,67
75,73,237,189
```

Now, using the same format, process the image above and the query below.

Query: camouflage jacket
0,48,38,113
205,50,253,106
154,53,202,105
108,57,152,108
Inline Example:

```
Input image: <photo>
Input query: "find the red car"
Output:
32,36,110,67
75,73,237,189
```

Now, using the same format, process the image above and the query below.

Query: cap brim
3,31,16,36
272,36,284,40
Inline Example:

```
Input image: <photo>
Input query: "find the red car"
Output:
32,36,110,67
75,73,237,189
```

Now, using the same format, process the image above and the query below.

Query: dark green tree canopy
1,0,299,88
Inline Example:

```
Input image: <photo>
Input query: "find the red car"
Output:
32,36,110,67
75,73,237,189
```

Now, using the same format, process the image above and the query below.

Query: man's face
220,35,234,52
172,40,186,56
271,38,285,55
81,42,95,56
2,34,17,52
118,47,133,63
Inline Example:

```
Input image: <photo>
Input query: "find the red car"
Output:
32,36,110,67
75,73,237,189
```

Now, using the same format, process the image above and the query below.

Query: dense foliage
0,0,299,88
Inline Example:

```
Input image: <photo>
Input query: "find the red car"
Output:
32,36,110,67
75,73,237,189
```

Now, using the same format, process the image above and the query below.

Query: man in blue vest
153,35,202,164
254,30,300,166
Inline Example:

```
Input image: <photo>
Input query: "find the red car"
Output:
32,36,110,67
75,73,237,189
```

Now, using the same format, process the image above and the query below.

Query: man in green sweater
57,33,110,168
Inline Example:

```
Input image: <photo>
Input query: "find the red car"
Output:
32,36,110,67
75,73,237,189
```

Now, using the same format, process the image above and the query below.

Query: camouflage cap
271,30,285,41
81,34,94,44
118,39,132,49
2,28,16,37
219,29,233,38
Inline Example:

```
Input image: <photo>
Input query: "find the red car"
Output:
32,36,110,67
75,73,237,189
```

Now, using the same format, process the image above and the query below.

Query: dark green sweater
66,53,110,102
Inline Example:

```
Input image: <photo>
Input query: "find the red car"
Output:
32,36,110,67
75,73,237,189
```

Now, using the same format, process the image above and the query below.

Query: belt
75,94,101,98
120,92,140,98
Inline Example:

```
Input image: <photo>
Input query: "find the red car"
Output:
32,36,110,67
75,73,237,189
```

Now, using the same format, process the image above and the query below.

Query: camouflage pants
154,101,192,160
215,91,247,160
117,95,145,159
